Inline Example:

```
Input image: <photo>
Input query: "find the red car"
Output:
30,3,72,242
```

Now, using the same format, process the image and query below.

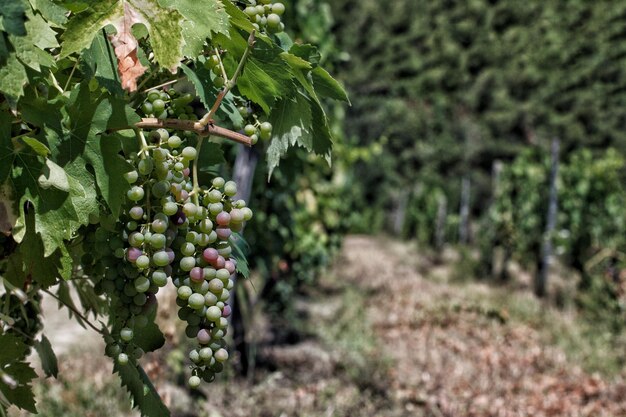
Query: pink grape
127,247,142,262
203,248,219,263
216,211,231,226
190,267,204,283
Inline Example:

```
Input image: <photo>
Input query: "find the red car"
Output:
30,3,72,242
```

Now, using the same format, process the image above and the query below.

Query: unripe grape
216,268,230,281
181,146,197,160
188,375,201,389
150,233,167,249
224,181,237,196
152,250,170,267
203,248,219,263
189,349,201,364
190,267,204,282
214,348,228,363
208,189,222,203
133,293,147,306
180,256,196,271
272,2,285,15
197,329,211,344
124,170,139,184
188,293,206,310
152,270,168,286
242,207,253,221
168,135,182,148
163,201,178,216
134,276,150,293
205,306,221,322
129,206,144,220
178,285,193,300
199,347,213,361
222,304,232,317
136,255,150,269
120,327,134,342
208,279,224,294
212,177,225,188
244,124,256,136
216,227,231,240
117,353,129,365
127,186,145,201
204,292,218,306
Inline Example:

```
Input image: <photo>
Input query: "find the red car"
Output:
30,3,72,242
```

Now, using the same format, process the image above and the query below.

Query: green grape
272,2,285,15
214,76,225,88
152,270,168,286
188,293,205,310
127,186,145,202
188,375,201,389
152,99,166,114
133,293,147,306
147,91,160,102
214,348,229,363
181,146,197,160
136,255,150,269
244,124,256,136
168,135,182,148
138,158,154,175
120,327,134,342
189,350,202,365
205,306,221,322
142,102,153,114
152,251,170,267
223,181,237,197
117,353,129,365
250,134,259,145
199,347,213,361
266,13,281,30
212,177,225,188
150,233,166,249
124,171,139,184
152,180,170,198
180,256,196,271
134,276,150,293
163,201,178,216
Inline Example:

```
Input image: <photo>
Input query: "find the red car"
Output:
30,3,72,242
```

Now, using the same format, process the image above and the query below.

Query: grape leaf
61,0,185,89
28,0,68,26
81,31,123,95
160,0,229,57
198,141,226,171
221,0,256,33
180,62,219,111
230,233,249,278
311,66,350,103
0,110,13,183
38,158,69,191
114,362,170,417
0,53,28,99
132,309,164,353
34,335,58,378
0,333,28,364
0,0,27,36
267,92,313,176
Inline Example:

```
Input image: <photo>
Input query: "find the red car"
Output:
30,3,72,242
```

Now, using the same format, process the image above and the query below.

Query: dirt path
337,235,626,417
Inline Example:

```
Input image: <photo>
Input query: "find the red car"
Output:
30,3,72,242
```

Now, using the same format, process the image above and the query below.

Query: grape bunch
141,88,198,123
237,104,273,145
87,114,252,387
243,0,285,34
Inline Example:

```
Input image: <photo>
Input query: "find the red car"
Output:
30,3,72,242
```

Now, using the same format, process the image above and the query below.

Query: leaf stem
199,30,256,127
63,61,79,92
42,289,105,335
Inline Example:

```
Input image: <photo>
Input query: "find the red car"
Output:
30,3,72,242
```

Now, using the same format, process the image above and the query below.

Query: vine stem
198,30,256,128
42,289,104,335
133,118,252,146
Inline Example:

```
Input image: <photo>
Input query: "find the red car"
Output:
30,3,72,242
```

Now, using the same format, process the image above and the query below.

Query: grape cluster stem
135,118,253,147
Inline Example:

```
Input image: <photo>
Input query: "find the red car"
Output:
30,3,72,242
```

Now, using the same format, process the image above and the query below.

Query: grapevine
0,0,348,415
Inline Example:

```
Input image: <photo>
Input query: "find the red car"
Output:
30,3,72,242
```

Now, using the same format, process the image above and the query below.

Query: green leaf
21,137,50,157
160,0,229,57
198,141,226,171
289,43,320,66
310,97,333,156
267,92,313,176
238,56,293,114
0,358,37,413
28,0,68,26
132,309,164,353
34,335,58,378
0,333,28,364
61,0,185,72
0,0,27,35
311,66,350,103
38,158,69,191
230,233,249,278
114,362,170,417
97,134,134,217
81,31,123,95
0,110,14,183
180,62,218,111
221,0,256,32
23,8,59,50
0,53,28,99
